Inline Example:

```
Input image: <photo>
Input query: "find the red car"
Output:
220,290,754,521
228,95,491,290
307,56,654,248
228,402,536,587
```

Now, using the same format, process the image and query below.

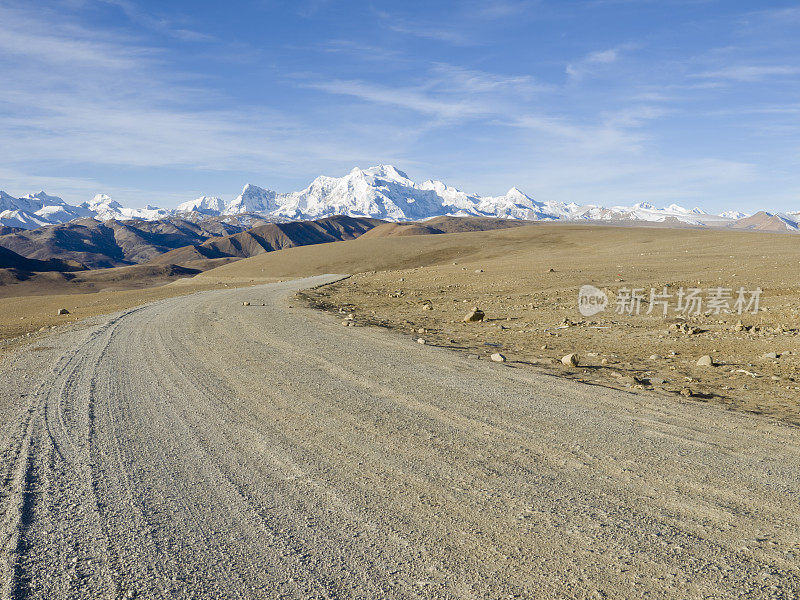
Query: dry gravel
1,275,799,599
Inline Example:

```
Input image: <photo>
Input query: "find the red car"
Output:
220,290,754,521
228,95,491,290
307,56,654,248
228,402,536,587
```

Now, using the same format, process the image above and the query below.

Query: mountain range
2,165,799,232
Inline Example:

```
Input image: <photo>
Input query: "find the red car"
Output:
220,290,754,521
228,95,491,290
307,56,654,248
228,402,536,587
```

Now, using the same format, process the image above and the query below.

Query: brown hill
358,215,528,239
149,215,384,264
0,244,83,272
0,217,249,268
0,260,231,299
731,211,799,233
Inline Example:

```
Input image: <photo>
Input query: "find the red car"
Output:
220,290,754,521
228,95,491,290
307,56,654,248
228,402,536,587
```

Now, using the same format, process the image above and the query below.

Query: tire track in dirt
1,275,799,599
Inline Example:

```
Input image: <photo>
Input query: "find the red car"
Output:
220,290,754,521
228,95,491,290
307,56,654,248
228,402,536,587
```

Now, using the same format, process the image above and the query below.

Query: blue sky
1,0,799,213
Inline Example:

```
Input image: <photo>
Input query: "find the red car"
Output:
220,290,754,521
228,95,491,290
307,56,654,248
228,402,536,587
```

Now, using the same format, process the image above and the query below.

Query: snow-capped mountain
202,166,575,222
721,210,749,220
731,211,800,233
81,194,171,221
0,190,173,229
565,201,735,227
226,184,281,215
0,190,94,229
0,165,782,231
176,195,226,215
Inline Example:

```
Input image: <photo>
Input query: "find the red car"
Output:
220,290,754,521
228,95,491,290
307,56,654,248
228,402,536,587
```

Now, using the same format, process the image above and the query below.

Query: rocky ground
302,234,800,426
3,276,799,599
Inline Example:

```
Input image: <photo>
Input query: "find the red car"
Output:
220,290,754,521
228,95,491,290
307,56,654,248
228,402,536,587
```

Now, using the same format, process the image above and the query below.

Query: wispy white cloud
566,47,625,81
301,63,544,123
468,0,539,19
319,39,407,63
0,3,414,205
98,0,214,41
693,64,800,83
2,0,797,213
375,9,479,46
302,79,486,120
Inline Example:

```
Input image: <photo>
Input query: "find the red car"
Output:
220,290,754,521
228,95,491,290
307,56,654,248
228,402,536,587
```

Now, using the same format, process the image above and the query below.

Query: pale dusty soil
0,277,268,357
1,276,799,599
300,224,800,425
5,222,800,425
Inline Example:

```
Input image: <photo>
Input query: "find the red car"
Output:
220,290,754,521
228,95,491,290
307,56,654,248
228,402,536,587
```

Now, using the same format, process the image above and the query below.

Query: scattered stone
680,387,693,397
341,320,350,326
417,328,425,334
733,320,744,332
242,301,250,306
696,355,715,367
421,303,432,310
547,268,555,273
762,352,779,360
490,353,506,363
671,322,700,335
561,353,580,367
649,354,662,360
57,308,70,315
417,338,426,345
540,344,548,350
474,269,484,273
463,308,485,322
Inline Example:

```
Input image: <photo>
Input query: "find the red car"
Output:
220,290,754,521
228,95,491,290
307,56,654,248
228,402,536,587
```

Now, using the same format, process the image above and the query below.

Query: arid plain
2,222,800,598
4,222,800,423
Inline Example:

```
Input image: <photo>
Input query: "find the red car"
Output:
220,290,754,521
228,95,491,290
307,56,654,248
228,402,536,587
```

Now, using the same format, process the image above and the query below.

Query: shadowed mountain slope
0,218,249,269
149,215,384,264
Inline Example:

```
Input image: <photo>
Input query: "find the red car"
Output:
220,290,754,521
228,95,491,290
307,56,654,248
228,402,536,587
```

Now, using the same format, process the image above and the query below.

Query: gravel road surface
1,275,799,599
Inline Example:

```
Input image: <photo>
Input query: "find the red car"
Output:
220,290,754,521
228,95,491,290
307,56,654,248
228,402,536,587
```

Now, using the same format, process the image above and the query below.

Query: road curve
1,275,799,599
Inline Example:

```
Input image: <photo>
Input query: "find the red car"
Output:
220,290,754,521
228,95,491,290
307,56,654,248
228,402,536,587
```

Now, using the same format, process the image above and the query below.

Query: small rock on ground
561,353,580,367
463,308,485,322
696,355,715,367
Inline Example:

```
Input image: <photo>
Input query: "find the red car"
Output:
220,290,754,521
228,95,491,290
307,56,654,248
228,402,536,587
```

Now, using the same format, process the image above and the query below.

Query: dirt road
1,275,799,599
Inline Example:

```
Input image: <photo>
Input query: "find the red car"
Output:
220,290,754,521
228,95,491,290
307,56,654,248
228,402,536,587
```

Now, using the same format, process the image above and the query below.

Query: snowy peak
81,193,170,221
23,191,66,206
177,195,225,214
224,184,279,215
361,164,412,182
721,210,749,220
83,193,123,213
1,166,795,232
